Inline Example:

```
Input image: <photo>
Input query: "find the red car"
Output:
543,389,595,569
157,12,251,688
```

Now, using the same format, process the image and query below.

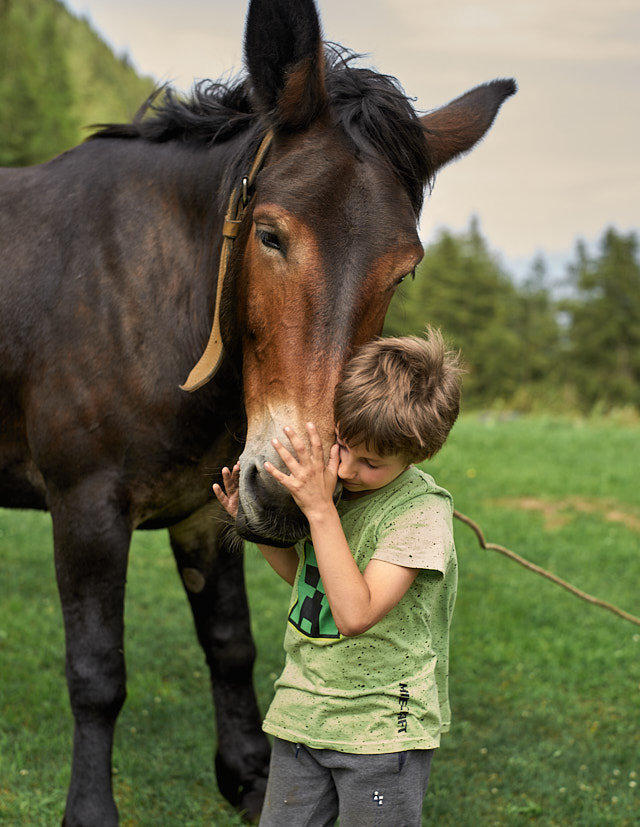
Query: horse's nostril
236,454,309,545
247,461,259,485
244,459,267,493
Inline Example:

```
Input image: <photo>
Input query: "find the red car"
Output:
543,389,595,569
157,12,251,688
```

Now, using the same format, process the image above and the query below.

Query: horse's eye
256,228,282,252
396,269,416,285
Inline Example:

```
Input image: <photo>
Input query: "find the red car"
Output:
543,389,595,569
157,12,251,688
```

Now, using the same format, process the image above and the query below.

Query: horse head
190,0,516,545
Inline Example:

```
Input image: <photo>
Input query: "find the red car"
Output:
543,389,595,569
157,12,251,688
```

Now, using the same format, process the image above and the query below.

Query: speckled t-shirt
262,466,457,754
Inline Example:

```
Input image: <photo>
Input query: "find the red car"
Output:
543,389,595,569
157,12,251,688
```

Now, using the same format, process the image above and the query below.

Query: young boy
214,328,462,827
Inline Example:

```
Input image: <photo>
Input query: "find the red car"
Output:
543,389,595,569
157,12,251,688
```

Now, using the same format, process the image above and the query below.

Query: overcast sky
63,0,639,275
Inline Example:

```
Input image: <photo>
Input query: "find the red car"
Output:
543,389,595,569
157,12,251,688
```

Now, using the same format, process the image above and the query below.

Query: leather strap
180,131,274,391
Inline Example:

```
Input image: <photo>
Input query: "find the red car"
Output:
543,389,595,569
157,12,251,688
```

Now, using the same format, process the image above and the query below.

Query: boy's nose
338,458,356,480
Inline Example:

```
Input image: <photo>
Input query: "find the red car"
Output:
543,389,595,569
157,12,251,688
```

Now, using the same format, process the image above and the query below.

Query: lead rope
454,509,640,626
180,130,274,392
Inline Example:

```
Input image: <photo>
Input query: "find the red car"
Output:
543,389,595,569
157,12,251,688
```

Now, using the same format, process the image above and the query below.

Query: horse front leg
169,506,270,822
49,482,131,827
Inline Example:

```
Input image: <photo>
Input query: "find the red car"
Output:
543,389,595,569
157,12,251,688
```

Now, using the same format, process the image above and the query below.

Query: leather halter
180,130,274,392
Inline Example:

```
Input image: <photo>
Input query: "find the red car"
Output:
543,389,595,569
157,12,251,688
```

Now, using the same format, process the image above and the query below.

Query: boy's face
335,434,409,499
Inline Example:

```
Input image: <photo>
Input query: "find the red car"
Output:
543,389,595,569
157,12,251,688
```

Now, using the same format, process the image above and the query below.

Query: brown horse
0,0,515,822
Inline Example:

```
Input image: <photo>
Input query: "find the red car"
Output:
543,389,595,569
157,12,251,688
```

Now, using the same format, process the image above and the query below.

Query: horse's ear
422,79,517,172
244,0,328,131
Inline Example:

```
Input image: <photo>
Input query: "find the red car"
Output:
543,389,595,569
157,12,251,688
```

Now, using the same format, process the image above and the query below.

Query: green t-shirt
262,466,457,754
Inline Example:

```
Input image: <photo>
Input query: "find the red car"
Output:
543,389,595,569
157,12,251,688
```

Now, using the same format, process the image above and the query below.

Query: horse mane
89,46,433,214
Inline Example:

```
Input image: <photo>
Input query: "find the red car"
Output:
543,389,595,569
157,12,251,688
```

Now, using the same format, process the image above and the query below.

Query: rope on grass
453,510,640,628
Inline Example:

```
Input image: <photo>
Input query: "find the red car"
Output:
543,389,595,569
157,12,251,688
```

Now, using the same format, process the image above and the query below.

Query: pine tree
562,228,640,410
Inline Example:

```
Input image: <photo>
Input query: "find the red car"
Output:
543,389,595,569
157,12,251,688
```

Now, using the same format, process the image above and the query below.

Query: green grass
1,415,638,825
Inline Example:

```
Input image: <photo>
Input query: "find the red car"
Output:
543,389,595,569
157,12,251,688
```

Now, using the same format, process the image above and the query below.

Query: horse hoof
215,753,267,821
238,783,267,823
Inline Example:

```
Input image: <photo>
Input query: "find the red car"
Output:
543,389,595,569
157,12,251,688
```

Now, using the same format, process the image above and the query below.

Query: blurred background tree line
384,219,640,416
2,0,639,416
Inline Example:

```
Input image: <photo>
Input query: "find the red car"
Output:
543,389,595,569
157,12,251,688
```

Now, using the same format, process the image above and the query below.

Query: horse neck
125,137,240,342
71,135,243,381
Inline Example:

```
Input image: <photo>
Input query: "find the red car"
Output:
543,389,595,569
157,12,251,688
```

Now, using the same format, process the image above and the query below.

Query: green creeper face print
288,541,340,640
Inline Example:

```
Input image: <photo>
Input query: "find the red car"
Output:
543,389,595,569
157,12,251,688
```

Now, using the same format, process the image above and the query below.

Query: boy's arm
265,424,418,636
213,464,298,586
306,505,418,636
255,543,299,586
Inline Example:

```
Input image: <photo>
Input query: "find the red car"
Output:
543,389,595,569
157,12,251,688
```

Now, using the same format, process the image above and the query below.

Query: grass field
1,415,638,826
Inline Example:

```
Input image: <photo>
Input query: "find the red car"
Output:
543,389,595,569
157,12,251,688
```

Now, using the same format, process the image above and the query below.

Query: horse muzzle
236,458,310,546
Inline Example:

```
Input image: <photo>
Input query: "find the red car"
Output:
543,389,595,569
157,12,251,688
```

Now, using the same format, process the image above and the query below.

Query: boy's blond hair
333,327,462,463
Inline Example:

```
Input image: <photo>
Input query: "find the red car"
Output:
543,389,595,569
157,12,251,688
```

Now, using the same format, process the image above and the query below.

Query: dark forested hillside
0,0,155,166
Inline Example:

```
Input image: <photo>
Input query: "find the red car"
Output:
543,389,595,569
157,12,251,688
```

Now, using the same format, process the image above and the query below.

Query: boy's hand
264,423,340,521
213,463,241,519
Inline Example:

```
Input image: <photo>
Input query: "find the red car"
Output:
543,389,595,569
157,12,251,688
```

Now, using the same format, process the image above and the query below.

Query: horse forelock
324,47,433,215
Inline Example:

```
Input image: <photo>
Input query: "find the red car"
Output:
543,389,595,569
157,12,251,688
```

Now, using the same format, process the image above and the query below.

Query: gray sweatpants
259,738,434,827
